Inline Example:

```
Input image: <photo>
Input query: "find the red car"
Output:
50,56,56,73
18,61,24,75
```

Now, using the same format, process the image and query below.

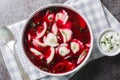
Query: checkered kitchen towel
0,0,120,80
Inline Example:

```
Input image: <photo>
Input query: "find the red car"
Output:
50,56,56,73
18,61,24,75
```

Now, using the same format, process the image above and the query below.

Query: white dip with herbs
100,31,120,53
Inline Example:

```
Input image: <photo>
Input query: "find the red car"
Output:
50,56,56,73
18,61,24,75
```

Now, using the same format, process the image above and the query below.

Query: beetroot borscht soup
22,5,92,74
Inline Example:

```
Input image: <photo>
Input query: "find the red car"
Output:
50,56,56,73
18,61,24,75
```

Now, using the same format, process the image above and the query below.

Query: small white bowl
97,28,120,56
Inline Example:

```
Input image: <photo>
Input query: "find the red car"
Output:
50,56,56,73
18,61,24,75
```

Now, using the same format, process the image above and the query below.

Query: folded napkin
0,0,120,80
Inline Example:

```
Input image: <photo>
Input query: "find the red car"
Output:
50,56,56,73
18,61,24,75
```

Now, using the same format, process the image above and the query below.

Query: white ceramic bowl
97,28,120,56
22,4,93,76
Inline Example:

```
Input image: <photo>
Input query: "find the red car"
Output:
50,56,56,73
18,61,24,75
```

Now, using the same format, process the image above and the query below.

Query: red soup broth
23,6,91,73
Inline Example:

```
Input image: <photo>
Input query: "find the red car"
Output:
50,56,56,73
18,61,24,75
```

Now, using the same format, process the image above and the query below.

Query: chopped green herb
111,36,113,39
83,49,87,55
116,44,119,46
79,27,83,32
104,36,110,41
62,31,65,34
100,41,106,45
31,22,36,28
62,31,67,38
41,67,48,71
61,50,64,53
49,7,57,12
107,41,111,45
109,46,114,50
51,62,55,65
48,17,53,20
52,8,57,11
84,39,88,43
48,10,52,13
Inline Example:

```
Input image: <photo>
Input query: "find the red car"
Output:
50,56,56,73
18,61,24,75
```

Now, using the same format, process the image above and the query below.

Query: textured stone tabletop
0,0,120,80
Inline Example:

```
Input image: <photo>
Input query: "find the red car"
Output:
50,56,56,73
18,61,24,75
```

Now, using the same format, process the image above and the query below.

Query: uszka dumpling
70,39,84,54
59,29,72,43
55,10,69,25
44,33,59,47
58,44,70,57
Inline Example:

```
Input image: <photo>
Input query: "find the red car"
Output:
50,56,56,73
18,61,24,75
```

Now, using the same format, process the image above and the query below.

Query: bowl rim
97,28,120,56
21,3,93,76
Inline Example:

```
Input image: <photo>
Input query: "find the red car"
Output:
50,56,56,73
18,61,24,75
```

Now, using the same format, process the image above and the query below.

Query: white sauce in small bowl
98,29,120,56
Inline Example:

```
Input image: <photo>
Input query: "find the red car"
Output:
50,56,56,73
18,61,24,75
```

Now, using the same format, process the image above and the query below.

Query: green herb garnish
109,46,114,50
100,41,106,45
60,50,64,53
111,36,113,39
49,7,57,12
104,36,110,41
79,27,83,32
83,49,87,55
48,17,53,20
116,44,119,46
62,31,67,38
51,62,55,65
41,67,48,71
31,22,36,28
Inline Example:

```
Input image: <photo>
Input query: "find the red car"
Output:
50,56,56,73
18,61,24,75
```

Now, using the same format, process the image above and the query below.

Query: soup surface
23,6,91,73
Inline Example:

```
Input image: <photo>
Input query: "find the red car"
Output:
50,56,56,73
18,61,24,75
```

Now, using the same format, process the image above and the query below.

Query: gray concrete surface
0,0,120,80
